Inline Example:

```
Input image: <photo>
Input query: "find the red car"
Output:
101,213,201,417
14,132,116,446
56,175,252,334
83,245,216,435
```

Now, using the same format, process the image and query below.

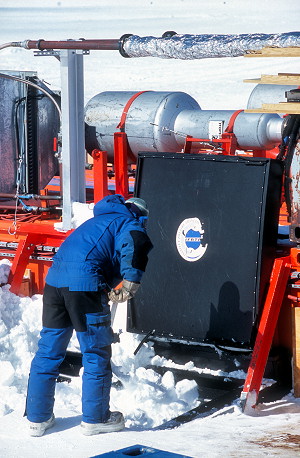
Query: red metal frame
240,256,291,410
183,133,238,155
0,220,71,295
114,132,131,198
183,109,243,155
8,233,39,294
92,149,109,202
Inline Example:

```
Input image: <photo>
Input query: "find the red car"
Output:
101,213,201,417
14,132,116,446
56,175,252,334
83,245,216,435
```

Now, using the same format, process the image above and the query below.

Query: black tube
118,34,133,58
0,204,60,212
162,31,177,38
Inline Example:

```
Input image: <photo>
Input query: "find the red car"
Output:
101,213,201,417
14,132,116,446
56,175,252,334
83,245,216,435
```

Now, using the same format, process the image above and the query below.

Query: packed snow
1,0,300,457
0,265,199,427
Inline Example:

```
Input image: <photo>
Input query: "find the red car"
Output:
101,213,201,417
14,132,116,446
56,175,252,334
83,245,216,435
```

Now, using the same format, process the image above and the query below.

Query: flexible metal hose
0,41,25,50
0,72,61,119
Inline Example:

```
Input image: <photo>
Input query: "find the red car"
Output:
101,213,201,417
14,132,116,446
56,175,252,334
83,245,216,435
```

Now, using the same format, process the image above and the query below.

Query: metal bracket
34,50,61,59
291,271,300,279
34,49,90,61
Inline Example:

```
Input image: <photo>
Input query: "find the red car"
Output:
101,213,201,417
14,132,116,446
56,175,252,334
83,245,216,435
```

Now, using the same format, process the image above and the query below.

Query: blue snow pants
26,284,113,424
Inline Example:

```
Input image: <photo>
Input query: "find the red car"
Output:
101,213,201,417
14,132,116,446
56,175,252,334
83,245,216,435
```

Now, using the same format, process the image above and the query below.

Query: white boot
28,414,55,437
81,411,125,435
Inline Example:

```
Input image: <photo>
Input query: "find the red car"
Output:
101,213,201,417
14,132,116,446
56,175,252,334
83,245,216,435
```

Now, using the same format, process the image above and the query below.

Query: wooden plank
246,102,300,114
244,73,300,85
245,47,300,57
19,269,32,297
292,307,300,397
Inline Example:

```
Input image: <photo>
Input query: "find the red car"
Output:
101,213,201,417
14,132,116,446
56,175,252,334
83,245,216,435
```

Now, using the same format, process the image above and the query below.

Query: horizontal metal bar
0,240,58,252
0,193,62,200
0,251,53,262
25,39,120,51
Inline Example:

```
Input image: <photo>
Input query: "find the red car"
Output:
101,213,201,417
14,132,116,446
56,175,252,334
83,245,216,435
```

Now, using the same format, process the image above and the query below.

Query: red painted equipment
0,219,71,294
240,257,291,410
0,41,299,413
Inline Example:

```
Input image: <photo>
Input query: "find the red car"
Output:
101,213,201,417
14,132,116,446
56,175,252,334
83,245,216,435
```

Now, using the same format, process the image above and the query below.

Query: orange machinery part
0,218,71,295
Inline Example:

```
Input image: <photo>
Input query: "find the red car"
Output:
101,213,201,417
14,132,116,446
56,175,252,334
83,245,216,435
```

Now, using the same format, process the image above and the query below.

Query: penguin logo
176,217,208,262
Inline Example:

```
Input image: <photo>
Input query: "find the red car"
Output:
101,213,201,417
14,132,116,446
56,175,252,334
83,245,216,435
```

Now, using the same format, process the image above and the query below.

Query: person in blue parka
26,194,153,437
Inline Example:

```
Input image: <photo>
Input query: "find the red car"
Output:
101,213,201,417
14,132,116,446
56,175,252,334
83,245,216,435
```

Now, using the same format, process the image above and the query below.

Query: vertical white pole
60,49,86,230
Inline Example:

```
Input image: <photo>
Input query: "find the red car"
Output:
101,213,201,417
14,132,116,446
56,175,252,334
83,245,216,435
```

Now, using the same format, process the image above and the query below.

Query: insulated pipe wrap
122,32,300,60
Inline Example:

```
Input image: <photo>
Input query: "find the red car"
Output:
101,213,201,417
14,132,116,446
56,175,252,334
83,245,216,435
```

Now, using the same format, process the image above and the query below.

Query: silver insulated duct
84,91,283,161
121,32,300,60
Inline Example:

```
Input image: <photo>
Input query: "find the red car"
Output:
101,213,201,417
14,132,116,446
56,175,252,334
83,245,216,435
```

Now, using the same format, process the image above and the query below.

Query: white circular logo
176,217,208,262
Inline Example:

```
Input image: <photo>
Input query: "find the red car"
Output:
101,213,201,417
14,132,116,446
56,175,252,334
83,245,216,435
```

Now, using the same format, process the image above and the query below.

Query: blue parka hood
46,194,153,291
93,194,132,218
93,194,143,220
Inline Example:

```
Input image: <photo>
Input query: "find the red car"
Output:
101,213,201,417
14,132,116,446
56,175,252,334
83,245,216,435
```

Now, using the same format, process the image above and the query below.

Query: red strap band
117,91,151,130
225,109,244,133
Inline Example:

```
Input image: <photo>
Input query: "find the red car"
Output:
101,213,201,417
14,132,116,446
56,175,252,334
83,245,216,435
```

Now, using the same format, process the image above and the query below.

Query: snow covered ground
1,0,300,456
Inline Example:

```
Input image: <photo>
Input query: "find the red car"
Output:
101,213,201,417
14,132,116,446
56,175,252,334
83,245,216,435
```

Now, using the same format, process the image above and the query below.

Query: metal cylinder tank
85,90,283,160
174,110,283,150
247,84,297,109
85,91,201,161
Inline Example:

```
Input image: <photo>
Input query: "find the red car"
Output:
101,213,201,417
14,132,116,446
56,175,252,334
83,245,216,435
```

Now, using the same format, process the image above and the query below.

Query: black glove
108,279,140,303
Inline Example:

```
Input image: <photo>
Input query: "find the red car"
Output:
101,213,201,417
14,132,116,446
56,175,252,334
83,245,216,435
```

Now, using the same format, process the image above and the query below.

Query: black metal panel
26,83,39,192
0,71,59,195
34,78,60,191
128,153,283,347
